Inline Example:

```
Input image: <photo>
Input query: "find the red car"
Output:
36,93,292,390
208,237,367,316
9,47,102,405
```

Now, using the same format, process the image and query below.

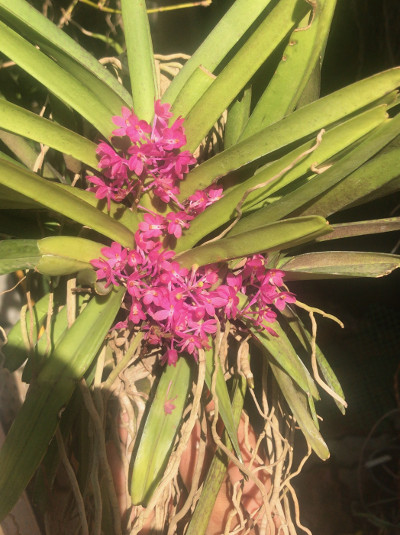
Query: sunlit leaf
183,0,309,151
0,159,134,247
0,99,98,168
0,0,132,105
176,216,331,268
121,0,157,122
0,21,114,137
163,0,273,106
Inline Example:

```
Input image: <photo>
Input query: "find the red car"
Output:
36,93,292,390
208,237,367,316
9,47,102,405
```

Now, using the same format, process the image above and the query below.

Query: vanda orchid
0,1,400,534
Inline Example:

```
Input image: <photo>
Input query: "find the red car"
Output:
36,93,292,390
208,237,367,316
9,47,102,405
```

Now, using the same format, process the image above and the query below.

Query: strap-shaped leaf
179,68,400,201
0,288,125,521
0,99,98,168
176,216,331,269
316,217,400,242
231,111,400,235
185,376,246,535
0,130,59,178
0,0,132,105
281,307,346,414
204,347,242,462
130,357,192,505
302,144,400,217
37,236,103,276
0,236,102,276
253,324,319,398
163,0,273,105
176,105,386,251
183,0,309,151
268,358,330,460
224,87,252,150
279,251,400,279
0,21,114,138
0,239,40,274
0,159,134,247
3,293,50,372
241,0,337,137
121,0,157,122
54,184,140,232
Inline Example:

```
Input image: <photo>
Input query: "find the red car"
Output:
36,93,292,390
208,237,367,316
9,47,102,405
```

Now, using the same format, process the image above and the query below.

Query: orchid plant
0,0,400,533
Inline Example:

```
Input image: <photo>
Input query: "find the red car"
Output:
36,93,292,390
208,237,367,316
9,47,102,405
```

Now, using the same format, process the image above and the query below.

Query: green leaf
232,112,400,234
121,0,157,122
281,307,346,413
3,293,50,372
130,357,192,505
301,144,400,217
177,105,386,251
185,376,246,535
241,0,337,137
183,0,310,151
252,323,318,397
0,159,135,247
0,0,132,105
179,68,400,201
316,217,400,242
0,99,98,168
176,216,331,269
279,251,400,279
163,0,273,106
0,239,40,274
0,130,59,178
171,66,215,119
268,359,330,460
223,87,252,150
37,236,103,276
0,288,125,521
0,21,114,137
54,184,140,232
204,347,242,462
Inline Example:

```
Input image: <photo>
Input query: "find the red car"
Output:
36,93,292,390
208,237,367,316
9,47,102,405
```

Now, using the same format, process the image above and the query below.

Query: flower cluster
87,101,196,209
89,103,296,365
91,239,296,365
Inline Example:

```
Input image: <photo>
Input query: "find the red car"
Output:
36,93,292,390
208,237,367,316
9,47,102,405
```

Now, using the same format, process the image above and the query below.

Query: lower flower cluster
91,227,295,365
89,103,296,365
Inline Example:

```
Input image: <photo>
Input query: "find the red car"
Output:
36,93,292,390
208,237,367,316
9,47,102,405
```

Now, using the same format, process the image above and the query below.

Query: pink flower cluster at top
90,103,296,365
87,101,197,209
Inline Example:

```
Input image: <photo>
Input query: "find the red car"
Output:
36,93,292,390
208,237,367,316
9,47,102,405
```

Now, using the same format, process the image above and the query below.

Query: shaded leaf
3,293,50,372
204,347,242,462
316,217,400,242
0,239,40,274
242,0,336,136
280,251,400,279
183,0,309,151
0,288,125,521
130,357,192,505
268,359,330,460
